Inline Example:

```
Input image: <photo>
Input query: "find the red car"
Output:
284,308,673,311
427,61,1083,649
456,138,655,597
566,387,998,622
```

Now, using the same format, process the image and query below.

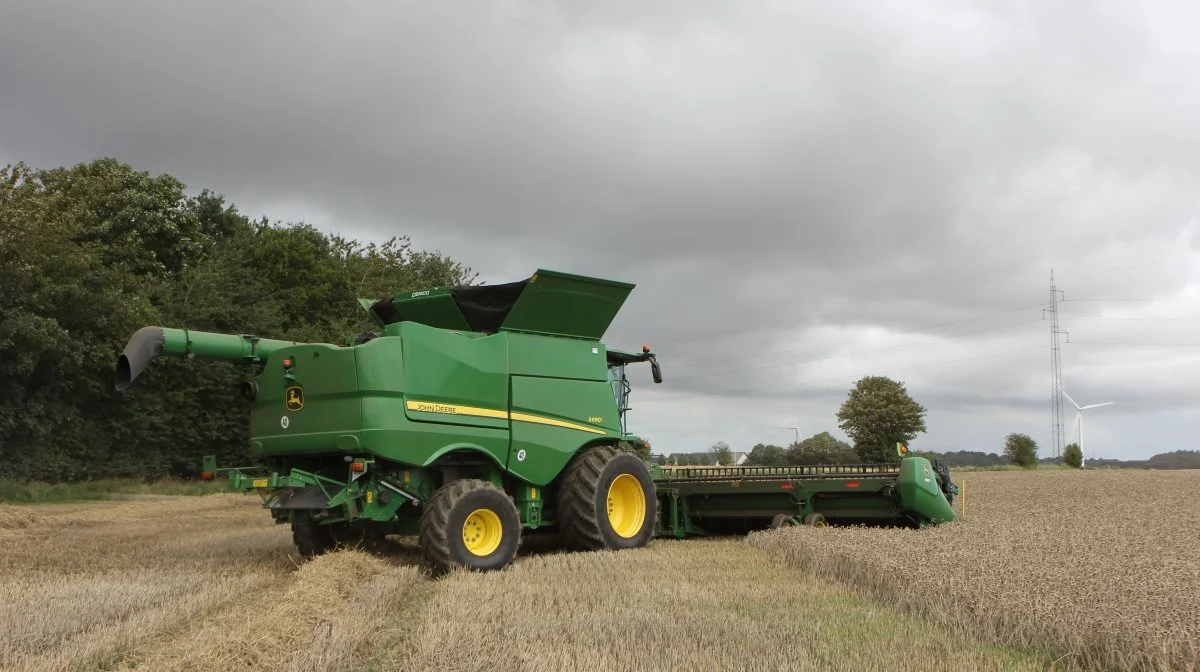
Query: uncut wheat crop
749,468,1200,671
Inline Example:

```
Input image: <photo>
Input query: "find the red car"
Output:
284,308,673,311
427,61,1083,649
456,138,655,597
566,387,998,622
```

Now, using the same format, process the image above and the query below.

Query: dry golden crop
749,468,1200,672
0,504,38,529
1,492,1044,671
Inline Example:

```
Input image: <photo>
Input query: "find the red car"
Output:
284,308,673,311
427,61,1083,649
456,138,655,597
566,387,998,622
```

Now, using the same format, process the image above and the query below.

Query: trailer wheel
770,514,798,529
803,513,829,527
557,444,657,552
419,478,521,575
292,512,336,558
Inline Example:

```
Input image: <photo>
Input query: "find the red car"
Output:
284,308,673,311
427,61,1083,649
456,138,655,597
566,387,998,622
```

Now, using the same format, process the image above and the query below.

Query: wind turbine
779,426,801,445
1062,390,1113,466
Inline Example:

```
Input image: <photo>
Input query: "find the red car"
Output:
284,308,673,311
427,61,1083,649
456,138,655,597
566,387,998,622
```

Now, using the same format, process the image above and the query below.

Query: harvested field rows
750,468,1200,672
0,494,1040,671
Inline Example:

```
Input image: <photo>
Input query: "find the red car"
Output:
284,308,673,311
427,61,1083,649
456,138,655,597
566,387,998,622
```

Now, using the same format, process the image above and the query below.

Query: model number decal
588,416,603,423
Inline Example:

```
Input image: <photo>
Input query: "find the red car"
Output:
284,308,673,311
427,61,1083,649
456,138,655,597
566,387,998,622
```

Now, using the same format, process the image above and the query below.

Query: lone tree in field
1004,433,1039,467
835,376,928,463
1062,442,1083,468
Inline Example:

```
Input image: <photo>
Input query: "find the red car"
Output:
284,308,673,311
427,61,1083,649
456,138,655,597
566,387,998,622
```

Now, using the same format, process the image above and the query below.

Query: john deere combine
114,269,957,574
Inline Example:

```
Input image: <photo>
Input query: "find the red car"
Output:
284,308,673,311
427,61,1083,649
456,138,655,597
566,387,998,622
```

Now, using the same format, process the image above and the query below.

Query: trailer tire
770,514,797,529
557,444,657,552
419,478,521,575
292,512,336,558
803,513,829,527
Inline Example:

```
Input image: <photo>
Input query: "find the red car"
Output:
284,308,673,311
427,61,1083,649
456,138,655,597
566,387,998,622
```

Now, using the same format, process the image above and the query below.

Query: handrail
653,463,901,482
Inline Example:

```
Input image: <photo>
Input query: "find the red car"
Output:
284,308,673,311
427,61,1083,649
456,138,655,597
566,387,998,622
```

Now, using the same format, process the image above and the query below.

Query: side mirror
650,356,663,384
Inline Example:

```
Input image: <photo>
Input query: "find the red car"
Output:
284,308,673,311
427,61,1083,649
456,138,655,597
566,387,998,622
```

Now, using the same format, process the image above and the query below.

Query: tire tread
557,444,621,551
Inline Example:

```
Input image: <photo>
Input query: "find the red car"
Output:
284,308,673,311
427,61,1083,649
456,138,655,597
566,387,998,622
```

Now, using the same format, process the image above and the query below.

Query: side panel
251,343,362,457
506,375,621,485
355,334,510,469
399,323,510,430
507,332,609,381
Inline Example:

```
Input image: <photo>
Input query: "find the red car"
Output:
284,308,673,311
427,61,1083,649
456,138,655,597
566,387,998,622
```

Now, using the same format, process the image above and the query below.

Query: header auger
114,268,956,575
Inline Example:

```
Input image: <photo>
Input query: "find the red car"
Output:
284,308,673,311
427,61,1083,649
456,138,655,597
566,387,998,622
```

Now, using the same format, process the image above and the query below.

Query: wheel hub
606,473,647,538
462,508,503,556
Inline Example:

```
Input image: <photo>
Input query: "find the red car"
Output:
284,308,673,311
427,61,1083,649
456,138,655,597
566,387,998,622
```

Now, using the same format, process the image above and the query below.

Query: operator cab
606,346,662,432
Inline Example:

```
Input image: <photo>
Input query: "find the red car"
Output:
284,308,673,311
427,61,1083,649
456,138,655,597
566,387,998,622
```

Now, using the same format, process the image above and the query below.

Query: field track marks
117,548,433,672
0,495,295,671
384,536,1044,672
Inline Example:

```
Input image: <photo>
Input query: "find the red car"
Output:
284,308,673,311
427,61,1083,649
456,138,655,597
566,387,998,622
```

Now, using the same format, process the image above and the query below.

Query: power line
664,315,1045,384
1066,341,1200,348
1063,298,1200,302
638,345,1045,404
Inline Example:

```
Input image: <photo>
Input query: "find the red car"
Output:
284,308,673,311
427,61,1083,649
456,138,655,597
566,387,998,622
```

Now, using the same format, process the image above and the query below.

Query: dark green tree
1004,433,1039,468
835,376,928,463
745,443,787,466
786,431,856,465
1062,442,1082,468
0,157,477,483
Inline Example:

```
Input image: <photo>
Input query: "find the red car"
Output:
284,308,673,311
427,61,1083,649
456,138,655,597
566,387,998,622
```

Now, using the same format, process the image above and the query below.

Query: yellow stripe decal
404,399,606,435
510,412,607,435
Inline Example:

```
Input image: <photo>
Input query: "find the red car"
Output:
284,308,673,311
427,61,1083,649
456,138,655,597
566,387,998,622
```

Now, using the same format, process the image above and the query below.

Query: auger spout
114,326,300,392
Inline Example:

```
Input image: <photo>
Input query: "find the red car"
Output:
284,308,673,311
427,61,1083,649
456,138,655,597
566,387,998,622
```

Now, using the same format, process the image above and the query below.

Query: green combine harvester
114,269,958,573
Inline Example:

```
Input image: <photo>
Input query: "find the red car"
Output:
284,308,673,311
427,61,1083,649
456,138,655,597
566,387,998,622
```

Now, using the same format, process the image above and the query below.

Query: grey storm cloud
3,0,1200,458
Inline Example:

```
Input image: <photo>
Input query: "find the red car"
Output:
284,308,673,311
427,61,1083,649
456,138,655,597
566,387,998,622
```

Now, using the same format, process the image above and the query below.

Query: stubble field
1,468,1195,671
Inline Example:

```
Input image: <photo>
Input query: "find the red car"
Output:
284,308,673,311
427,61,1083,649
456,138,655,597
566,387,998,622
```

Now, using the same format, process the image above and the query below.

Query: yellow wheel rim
606,473,647,538
462,508,503,557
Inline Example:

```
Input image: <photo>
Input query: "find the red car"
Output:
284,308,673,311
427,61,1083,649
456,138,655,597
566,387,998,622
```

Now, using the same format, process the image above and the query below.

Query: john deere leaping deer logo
285,385,304,411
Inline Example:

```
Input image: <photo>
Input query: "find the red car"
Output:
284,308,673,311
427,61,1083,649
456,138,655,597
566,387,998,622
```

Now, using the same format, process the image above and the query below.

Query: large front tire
557,444,657,552
418,478,522,575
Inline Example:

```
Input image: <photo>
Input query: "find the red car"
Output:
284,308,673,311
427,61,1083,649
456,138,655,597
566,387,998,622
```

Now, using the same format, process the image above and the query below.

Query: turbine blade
1081,402,1113,410
1062,390,1082,410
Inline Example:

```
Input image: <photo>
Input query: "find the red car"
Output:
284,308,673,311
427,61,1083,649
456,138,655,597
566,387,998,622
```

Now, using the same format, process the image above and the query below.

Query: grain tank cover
368,269,635,339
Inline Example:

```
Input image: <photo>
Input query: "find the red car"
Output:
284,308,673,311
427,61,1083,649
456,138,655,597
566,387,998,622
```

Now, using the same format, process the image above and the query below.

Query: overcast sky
4,1,1199,460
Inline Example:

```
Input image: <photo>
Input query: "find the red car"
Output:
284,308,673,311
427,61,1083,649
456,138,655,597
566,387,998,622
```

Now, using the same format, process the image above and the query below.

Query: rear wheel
329,521,391,553
292,511,336,558
557,444,657,552
418,478,522,575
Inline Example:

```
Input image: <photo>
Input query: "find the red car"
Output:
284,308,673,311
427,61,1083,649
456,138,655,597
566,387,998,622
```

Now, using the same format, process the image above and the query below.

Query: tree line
672,375,1195,470
0,158,474,482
